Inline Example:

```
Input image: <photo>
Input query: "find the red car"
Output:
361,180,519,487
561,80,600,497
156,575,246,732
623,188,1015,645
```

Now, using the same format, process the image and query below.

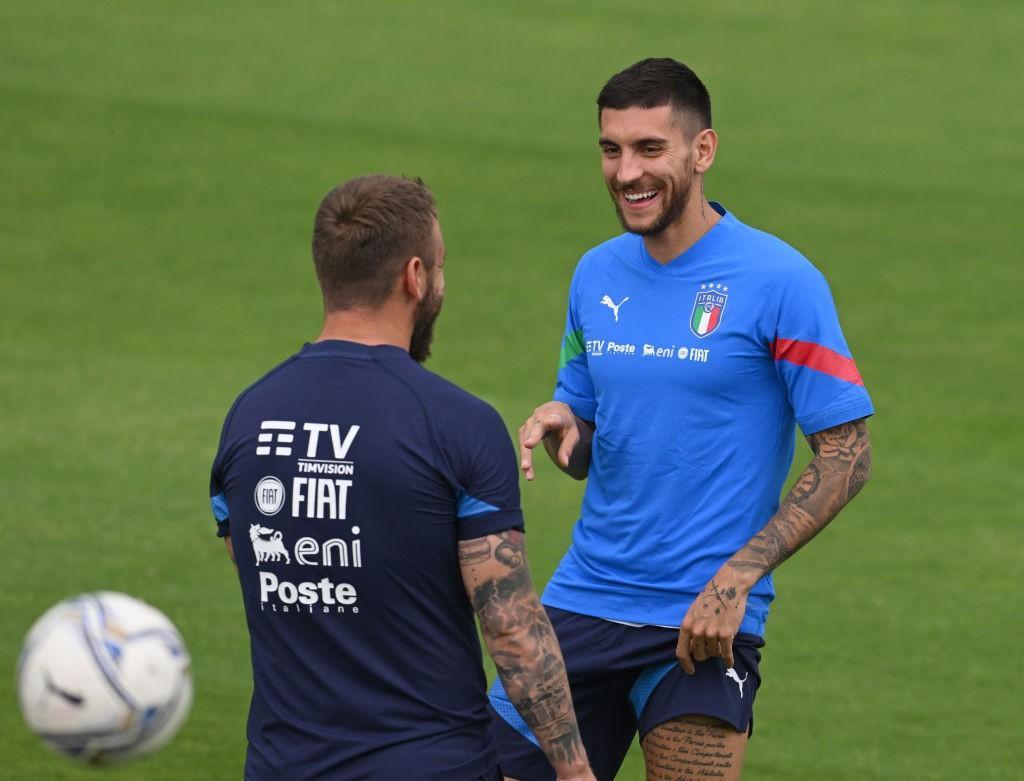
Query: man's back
211,339,524,780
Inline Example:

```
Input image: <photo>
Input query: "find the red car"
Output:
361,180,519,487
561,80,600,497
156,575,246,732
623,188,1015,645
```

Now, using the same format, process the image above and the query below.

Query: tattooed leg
642,715,747,781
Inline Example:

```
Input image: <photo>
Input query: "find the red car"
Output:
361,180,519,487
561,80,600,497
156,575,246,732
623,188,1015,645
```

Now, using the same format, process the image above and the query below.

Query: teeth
624,190,656,202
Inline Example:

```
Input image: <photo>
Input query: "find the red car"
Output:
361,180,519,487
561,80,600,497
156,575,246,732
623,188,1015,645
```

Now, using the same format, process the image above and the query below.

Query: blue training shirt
210,340,523,781
543,203,874,636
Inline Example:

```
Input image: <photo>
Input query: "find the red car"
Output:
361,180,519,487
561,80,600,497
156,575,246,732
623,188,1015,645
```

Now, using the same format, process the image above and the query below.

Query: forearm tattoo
729,418,871,578
461,530,586,770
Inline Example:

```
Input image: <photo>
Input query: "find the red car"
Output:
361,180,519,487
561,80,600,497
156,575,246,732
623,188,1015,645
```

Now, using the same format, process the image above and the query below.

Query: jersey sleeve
449,403,525,540
770,264,875,435
553,267,596,422
209,409,235,538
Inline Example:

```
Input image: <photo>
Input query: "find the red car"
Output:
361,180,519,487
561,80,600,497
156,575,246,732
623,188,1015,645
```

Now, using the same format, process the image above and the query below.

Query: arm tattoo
494,529,525,567
463,530,586,772
729,418,871,578
458,537,490,565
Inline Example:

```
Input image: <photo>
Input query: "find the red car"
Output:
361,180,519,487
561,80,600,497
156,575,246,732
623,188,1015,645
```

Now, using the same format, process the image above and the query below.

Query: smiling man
488,59,875,780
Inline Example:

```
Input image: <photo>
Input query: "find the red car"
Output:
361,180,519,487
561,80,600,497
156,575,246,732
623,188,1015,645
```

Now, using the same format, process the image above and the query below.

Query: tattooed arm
459,531,595,781
677,418,872,674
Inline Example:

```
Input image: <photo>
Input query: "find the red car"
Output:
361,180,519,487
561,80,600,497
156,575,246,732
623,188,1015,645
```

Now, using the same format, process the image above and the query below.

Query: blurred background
1,1,1021,778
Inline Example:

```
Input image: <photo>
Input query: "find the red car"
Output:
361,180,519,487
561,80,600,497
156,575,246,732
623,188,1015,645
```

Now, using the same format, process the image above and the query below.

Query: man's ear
693,128,718,174
401,255,428,302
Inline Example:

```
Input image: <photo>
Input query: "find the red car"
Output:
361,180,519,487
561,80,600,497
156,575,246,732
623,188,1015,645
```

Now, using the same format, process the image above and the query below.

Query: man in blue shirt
210,175,595,781
489,59,874,780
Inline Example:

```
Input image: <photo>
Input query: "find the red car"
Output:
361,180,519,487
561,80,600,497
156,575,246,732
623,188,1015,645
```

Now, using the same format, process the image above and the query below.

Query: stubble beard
409,281,443,364
611,168,694,237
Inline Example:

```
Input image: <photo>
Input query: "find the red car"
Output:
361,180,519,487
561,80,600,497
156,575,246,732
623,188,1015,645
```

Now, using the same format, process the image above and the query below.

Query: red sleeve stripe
771,338,864,386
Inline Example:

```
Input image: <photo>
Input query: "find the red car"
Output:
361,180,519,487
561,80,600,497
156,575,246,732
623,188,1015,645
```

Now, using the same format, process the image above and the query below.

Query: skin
460,531,596,781
519,104,873,779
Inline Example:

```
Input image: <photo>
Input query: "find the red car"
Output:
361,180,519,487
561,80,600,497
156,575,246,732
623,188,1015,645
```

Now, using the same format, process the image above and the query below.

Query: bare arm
677,418,872,673
519,401,595,481
459,531,594,781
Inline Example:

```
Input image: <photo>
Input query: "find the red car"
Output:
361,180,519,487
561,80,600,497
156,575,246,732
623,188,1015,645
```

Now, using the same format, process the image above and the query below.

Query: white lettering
321,538,349,567
291,478,353,520
330,424,360,460
294,536,319,565
607,341,635,355
303,423,330,457
259,571,358,607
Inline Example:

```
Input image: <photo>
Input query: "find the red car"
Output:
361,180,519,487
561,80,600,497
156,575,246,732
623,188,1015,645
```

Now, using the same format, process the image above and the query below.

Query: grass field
2,1,1022,778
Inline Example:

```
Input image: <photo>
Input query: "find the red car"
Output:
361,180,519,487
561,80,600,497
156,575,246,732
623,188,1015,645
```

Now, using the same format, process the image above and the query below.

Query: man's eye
601,147,619,156
642,146,661,155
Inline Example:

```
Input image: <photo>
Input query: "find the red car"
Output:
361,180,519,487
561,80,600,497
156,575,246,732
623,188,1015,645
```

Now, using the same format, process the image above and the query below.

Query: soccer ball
17,591,193,764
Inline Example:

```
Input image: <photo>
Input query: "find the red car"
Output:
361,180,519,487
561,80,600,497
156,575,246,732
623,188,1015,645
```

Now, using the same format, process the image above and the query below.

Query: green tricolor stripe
558,328,586,369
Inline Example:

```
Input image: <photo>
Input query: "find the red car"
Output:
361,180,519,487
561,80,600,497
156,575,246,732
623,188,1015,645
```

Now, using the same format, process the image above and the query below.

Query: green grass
2,1,1021,778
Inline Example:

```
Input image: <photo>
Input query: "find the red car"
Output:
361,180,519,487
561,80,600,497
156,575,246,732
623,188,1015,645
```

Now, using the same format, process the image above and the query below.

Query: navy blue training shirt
210,340,524,781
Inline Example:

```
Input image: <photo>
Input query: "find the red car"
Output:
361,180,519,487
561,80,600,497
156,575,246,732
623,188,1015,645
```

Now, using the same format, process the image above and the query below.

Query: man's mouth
621,188,659,210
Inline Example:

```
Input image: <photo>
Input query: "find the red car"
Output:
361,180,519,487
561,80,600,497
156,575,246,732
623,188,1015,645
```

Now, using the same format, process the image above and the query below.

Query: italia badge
690,283,728,338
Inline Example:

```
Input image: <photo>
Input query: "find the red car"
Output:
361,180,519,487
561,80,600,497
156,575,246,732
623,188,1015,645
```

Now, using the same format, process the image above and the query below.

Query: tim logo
257,421,296,456
250,524,291,564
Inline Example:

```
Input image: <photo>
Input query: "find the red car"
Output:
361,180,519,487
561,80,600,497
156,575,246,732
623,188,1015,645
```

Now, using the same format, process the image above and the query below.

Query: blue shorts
487,606,763,781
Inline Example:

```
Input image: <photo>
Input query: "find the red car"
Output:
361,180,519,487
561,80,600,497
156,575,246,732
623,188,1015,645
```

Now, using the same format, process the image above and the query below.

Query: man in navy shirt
210,175,595,781
489,59,874,780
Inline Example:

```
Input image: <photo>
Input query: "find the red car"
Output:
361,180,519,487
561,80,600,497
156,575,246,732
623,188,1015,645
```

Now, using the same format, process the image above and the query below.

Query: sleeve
209,411,234,538
770,264,875,436
451,403,525,541
552,267,597,422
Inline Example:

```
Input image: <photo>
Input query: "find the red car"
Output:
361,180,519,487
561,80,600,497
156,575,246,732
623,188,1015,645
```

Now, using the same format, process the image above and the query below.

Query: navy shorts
487,606,763,781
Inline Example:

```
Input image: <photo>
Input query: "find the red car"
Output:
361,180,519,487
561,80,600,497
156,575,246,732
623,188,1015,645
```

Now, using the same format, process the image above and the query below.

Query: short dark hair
597,58,711,131
311,175,437,311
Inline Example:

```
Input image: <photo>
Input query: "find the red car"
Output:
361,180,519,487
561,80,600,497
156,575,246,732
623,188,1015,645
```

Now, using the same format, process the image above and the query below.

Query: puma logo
725,667,748,698
600,295,629,322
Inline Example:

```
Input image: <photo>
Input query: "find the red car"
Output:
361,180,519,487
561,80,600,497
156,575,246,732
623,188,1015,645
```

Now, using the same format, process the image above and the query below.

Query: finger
723,637,734,670
520,418,545,448
557,422,580,467
691,636,708,662
519,445,535,480
676,630,695,675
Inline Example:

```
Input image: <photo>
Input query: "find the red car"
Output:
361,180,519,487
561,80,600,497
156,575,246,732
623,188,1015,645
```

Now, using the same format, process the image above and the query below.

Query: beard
409,280,443,364
610,167,694,237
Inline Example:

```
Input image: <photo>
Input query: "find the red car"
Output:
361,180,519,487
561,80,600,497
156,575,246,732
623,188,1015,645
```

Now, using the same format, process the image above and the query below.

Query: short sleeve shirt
543,204,874,636
210,340,522,780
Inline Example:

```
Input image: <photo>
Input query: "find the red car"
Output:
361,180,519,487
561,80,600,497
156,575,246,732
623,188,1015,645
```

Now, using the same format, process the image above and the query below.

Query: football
17,592,193,764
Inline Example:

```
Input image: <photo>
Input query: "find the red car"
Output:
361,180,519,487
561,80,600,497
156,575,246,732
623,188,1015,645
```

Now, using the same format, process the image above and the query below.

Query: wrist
719,561,762,593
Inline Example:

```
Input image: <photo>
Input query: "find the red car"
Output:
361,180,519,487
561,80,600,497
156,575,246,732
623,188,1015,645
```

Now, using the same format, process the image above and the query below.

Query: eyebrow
598,136,670,147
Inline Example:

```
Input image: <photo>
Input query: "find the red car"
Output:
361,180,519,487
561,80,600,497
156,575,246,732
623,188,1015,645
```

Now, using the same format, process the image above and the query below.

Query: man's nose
616,151,643,187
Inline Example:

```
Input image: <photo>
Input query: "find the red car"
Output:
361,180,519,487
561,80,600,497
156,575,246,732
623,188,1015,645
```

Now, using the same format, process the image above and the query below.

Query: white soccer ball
17,591,193,764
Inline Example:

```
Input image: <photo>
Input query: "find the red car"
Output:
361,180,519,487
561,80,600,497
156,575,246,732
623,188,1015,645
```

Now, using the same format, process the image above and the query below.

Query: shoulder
731,218,829,291
570,232,639,288
218,351,304,432
392,361,505,430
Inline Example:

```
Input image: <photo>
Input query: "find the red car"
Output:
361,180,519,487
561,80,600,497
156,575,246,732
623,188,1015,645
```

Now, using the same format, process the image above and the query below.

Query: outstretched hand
518,401,579,481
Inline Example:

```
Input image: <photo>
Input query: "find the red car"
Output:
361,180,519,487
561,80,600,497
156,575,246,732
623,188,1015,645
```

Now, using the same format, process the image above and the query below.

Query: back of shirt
209,340,523,781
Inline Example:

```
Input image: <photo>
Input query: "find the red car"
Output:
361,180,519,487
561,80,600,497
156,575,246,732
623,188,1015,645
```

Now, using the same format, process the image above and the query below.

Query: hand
518,401,579,481
676,571,748,675
557,767,598,781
